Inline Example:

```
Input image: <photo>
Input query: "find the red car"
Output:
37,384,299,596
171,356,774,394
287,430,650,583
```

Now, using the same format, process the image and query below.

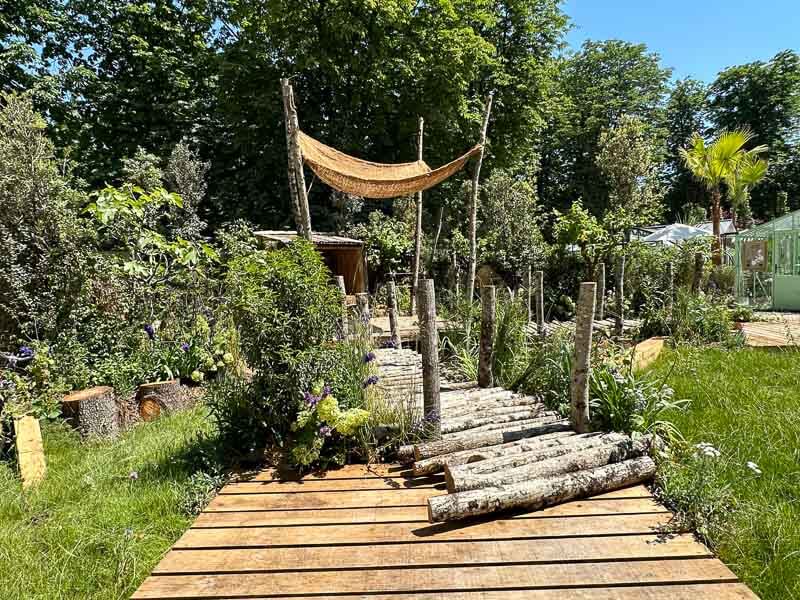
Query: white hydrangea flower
695,442,721,458
746,461,762,476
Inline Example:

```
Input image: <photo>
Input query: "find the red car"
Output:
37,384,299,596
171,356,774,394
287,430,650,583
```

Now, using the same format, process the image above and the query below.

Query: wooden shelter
254,230,368,294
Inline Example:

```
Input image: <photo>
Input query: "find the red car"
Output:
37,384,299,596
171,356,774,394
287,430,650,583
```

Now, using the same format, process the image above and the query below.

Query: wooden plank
155,533,710,573
237,463,413,481
131,559,737,598
174,513,675,549
221,476,444,493
193,497,667,527
632,336,665,371
196,584,758,600
14,416,46,488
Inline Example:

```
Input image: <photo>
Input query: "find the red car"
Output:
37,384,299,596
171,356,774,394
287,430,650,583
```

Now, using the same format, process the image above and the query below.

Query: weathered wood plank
220,477,444,494
239,463,414,481
14,416,46,488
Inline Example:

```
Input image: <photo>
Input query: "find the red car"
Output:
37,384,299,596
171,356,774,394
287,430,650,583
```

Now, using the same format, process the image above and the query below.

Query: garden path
740,314,800,347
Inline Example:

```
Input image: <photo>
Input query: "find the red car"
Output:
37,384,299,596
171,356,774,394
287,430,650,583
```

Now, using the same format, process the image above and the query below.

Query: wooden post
595,262,605,321
466,92,495,301
692,252,704,294
410,116,424,316
281,78,312,239
535,270,545,338
356,292,370,325
478,285,496,388
666,261,674,313
615,255,625,337
335,275,348,339
417,279,441,436
526,265,533,322
14,416,46,488
571,282,596,434
387,280,402,349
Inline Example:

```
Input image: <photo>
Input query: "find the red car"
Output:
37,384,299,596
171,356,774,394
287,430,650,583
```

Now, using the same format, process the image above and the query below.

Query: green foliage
552,200,606,263
348,210,413,284
641,288,739,346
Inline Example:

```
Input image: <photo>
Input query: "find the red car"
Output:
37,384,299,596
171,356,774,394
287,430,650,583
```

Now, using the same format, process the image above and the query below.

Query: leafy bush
347,210,413,287
641,289,739,346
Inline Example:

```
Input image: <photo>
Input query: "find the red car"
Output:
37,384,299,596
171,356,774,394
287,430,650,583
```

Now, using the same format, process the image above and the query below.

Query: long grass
0,405,222,599
648,346,800,600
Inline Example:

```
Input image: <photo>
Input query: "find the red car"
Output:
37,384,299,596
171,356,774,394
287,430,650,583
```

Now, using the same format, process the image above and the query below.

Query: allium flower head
363,351,376,363
746,461,762,476
144,324,155,340
363,375,379,388
319,425,332,437
129,471,139,481
180,342,190,352
695,442,721,459
304,391,320,408
18,345,33,358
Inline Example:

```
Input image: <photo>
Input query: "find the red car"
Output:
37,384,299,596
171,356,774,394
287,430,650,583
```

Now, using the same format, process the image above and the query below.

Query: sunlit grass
649,346,800,599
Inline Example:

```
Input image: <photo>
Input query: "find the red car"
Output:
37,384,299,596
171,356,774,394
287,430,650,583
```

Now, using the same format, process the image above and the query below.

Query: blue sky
564,0,800,82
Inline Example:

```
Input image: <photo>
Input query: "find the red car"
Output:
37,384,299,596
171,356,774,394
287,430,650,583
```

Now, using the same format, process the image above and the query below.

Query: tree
680,129,767,264
727,153,768,230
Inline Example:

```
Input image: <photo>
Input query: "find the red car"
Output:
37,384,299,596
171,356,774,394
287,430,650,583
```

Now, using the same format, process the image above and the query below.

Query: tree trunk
413,419,570,461
615,255,625,337
427,456,656,522
137,379,184,422
417,279,441,433
281,78,311,239
62,386,119,438
535,270,545,337
447,435,652,493
430,204,444,274
526,265,533,322
466,92,495,301
387,280,402,348
412,431,576,475
711,185,722,266
478,285,496,388
692,252,704,294
356,293,370,324
410,117,425,316
571,282,595,433
595,262,605,321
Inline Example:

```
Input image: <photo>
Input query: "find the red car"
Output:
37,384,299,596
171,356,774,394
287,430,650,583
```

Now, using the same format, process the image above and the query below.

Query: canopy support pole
281,78,312,240
466,92,494,301
410,117,424,316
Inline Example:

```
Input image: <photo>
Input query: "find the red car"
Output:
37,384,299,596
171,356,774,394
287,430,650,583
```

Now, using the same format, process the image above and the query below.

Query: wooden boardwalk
740,319,800,347
132,464,757,599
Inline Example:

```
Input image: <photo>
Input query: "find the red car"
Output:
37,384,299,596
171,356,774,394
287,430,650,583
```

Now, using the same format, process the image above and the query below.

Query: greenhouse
735,208,800,310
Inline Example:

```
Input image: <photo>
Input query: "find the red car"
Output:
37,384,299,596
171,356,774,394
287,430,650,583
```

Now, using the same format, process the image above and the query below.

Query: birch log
280,78,311,239
615,255,625,337
417,279,441,435
356,292,370,324
478,285,496,388
335,275,349,339
447,435,652,492
387,280,402,348
527,265,533,322
535,270,545,337
466,92,495,300
595,262,606,321
428,456,657,522
444,414,560,437
410,116,424,316
571,282,595,433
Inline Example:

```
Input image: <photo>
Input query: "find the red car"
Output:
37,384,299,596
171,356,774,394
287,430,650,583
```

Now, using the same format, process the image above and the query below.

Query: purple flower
363,351,376,363
17,346,33,358
319,425,332,437
321,385,331,398
362,375,379,388
144,324,155,340
424,409,440,423
381,339,398,349
304,391,320,408
180,342,190,352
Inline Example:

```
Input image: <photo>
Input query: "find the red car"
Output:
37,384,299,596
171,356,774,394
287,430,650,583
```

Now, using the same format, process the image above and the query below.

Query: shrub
641,289,739,346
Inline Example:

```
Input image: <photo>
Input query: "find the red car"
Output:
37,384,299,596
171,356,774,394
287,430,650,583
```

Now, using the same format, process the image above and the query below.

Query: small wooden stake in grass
281,78,312,240
14,415,46,488
595,262,606,321
571,282,596,434
410,116,424,317
356,292,370,324
615,255,625,337
335,275,349,338
692,252,704,294
417,278,441,436
478,285,496,388
387,280,402,348
535,270,545,337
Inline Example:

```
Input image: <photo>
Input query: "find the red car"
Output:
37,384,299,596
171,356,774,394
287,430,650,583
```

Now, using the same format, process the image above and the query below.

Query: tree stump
137,380,184,422
62,386,119,439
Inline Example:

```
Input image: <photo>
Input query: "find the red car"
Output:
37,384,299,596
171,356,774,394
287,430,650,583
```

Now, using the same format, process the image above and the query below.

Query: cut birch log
615,255,625,337
62,386,119,438
413,419,571,461
443,402,547,421
410,116,424,317
447,435,653,492
466,92,494,300
571,282,595,433
444,415,559,437
427,456,657,522
449,432,629,477
397,444,416,464
417,279,441,434
387,280,402,348
412,431,576,475
478,285,496,388
137,379,184,422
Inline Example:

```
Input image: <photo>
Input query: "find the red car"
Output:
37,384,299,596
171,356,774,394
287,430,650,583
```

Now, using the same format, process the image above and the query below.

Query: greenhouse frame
735,208,800,310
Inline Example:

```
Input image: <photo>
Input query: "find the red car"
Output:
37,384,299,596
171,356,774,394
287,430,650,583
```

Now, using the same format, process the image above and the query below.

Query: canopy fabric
297,131,482,199
642,223,710,245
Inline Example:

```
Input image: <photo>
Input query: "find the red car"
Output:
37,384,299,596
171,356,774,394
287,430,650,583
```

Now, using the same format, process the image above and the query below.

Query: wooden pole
595,262,605,321
335,275,348,339
692,252,704,294
535,270,545,338
417,279,441,435
615,255,625,337
410,117,424,316
571,282,596,434
526,265,533,322
356,292,370,325
666,261,674,313
466,92,495,301
478,285,496,388
281,78,312,240
387,280,402,349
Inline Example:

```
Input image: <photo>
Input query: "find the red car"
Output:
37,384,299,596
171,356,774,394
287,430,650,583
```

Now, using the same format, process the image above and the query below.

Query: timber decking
740,320,800,347
132,464,757,599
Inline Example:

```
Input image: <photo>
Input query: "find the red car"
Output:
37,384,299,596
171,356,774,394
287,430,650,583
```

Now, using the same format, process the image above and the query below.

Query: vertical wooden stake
595,262,605,321
335,275,348,339
615,255,625,337
466,92,495,301
535,270,545,338
387,280,402,349
571,282,596,434
15,416,46,488
356,292,370,326
526,265,533,322
281,78,312,239
410,116,424,317
692,252,704,294
478,285,496,388
666,261,674,313
417,279,441,436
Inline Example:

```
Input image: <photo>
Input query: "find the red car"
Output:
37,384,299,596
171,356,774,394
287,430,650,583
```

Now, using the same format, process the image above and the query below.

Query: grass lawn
0,405,223,600
649,346,800,600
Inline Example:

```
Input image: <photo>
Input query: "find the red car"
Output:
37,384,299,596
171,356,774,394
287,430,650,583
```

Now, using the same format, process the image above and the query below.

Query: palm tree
727,153,768,230
680,129,767,264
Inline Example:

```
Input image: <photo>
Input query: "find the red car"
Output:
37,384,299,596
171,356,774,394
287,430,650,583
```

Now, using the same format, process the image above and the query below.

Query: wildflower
363,351,376,363
190,370,204,383
128,471,139,481
144,324,155,340
746,461,762,476
17,345,33,358
319,425,332,437
222,352,234,364
424,409,440,423
695,442,721,459
381,339,398,349
321,385,332,398
363,375,379,388
304,391,320,408
180,342,190,352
